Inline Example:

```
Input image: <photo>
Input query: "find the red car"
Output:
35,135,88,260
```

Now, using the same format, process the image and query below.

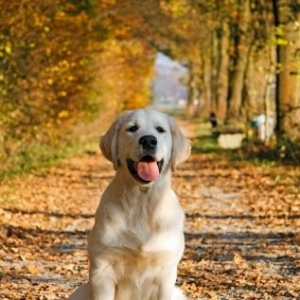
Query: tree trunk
215,22,229,120
186,61,202,118
272,0,300,140
226,0,250,124
197,44,212,119
210,28,218,114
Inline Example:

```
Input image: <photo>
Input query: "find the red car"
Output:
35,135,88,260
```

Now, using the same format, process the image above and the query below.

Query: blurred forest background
1,0,300,179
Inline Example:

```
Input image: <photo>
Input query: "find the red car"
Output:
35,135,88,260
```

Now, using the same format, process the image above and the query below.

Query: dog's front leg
89,263,116,300
157,268,177,300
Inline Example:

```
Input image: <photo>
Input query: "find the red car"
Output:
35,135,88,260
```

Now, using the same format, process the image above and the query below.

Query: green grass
191,121,287,166
0,137,98,181
192,134,221,154
192,121,221,154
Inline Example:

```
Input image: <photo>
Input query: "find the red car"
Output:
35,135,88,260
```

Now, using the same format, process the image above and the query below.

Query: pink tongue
137,161,159,182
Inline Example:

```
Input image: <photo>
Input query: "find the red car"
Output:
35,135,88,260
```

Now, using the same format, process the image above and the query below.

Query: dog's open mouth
127,155,164,183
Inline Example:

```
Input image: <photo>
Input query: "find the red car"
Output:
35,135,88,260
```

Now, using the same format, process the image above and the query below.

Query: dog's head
100,109,191,185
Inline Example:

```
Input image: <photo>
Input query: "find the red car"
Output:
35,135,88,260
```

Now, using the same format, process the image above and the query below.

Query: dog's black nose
139,135,157,150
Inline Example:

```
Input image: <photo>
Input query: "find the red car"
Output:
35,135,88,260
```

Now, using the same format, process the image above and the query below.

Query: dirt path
1,121,300,299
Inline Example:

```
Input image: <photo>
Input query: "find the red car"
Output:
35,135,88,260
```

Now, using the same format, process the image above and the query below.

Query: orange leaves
0,0,106,177
160,0,189,17
26,265,40,275
1,0,164,178
1,125,300,298
174,123,300,298
95,38,154,111
0,152,103,298
232,252,247,265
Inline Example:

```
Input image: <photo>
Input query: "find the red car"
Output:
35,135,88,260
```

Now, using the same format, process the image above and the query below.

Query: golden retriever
68,108,191,300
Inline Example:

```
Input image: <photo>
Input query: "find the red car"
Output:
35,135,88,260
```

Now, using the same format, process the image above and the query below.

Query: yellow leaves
58,110,69,118
99,0,116,7
34,13,44,27
0,42,12,57
268,25,290,46
59,59,70,68
26,265,39,275
58,91,67,97
97,38,154,112
233,252,247,265
55,10,66,20
4,43,12,54
276,38,289,46
1,132,300,299
160,0,189,17
0,0,107,177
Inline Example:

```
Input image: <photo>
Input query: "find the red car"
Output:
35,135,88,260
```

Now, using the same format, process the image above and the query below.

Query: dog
68,108,191,300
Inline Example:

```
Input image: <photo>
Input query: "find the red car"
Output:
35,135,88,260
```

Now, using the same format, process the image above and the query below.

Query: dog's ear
169,117,191,171
100,112,128,169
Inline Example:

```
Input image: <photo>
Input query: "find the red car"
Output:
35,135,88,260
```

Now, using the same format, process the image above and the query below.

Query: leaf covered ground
1,122,300,300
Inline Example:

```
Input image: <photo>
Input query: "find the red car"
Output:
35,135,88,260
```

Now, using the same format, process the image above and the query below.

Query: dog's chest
96,188,182,253
101,205,176,280
116,204,157,246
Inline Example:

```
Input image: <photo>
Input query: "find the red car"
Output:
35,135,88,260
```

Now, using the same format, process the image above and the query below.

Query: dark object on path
210,112,218,138
210,112,218,129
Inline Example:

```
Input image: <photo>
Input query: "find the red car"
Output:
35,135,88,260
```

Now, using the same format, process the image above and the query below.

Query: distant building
151,52,187,110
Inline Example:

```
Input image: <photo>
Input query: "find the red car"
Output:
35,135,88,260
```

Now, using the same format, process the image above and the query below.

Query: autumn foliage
1,0,96,173
1,0,300,177
0,2,300,298
0,122,299,298
0,0,153,177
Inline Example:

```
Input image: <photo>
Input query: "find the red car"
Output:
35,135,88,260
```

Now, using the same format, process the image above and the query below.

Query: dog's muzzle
127,155,164,184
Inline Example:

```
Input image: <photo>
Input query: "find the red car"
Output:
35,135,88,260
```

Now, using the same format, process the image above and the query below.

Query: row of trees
0,0,154,173
158,0,300,142
1,0,300,174
92,0,300,141
214,1,298,140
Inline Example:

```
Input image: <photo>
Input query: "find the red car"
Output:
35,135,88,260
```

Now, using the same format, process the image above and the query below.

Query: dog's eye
127,125,139,132
156,126,166,133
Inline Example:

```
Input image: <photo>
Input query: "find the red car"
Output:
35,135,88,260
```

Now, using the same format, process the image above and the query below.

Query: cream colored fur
68,109,191,300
